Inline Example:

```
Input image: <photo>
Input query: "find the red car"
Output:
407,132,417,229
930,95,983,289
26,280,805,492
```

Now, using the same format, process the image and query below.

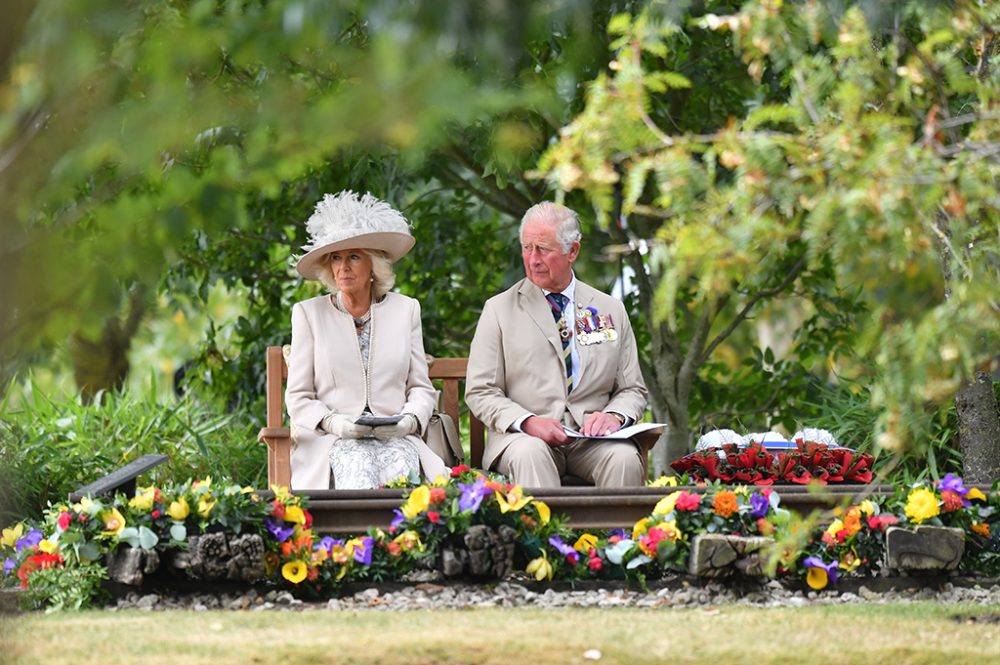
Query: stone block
885,525,965,571
689,534,774,578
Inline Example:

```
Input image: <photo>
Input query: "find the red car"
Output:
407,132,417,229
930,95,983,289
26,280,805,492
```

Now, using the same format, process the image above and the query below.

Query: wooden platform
300,484,898,533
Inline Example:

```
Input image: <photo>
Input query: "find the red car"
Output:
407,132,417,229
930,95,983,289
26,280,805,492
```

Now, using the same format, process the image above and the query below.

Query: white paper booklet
562,422,665,440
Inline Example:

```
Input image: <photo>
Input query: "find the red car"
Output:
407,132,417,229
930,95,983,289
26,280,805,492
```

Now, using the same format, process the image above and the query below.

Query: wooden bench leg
264,435,292,489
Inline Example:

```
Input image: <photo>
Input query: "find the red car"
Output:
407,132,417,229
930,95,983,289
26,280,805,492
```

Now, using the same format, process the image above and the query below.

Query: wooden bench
257,345,657,488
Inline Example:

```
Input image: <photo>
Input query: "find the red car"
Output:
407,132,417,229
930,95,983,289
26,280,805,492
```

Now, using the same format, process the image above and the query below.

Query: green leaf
118,527,140,548
169,523,187,542
138,525,159,550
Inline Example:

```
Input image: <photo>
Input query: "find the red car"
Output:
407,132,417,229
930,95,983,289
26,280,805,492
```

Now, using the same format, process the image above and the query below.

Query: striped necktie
545,292,573,393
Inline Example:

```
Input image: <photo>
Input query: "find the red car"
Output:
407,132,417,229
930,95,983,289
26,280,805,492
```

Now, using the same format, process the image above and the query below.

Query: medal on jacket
576,306,604,345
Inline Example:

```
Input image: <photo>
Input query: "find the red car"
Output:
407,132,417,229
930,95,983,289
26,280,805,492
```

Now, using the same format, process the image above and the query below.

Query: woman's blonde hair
316,249,396,299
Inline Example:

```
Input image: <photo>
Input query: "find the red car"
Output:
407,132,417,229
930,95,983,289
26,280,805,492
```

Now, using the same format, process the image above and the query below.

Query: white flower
792,428,838,446
695,429,742,451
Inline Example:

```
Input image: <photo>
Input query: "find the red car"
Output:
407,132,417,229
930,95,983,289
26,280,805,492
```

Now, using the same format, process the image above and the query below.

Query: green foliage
20,563,109,612
0,382,262,524
538,0,1000,457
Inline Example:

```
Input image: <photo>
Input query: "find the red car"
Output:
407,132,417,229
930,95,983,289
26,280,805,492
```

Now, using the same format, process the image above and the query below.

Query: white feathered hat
295,191,415,280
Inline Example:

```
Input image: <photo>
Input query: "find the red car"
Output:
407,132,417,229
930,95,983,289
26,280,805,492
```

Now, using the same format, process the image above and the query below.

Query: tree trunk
70,286,147,402
648,388,691,477
954,370,1000,484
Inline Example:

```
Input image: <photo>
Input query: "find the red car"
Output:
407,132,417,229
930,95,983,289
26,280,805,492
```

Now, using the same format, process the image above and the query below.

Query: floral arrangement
3,473,999,609
671,441,874,485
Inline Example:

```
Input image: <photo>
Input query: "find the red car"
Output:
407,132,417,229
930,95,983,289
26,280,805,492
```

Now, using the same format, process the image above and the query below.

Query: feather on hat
295,191,415,280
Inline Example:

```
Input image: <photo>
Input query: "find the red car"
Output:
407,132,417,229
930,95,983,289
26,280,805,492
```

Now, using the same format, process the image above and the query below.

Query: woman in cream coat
286,191,446,490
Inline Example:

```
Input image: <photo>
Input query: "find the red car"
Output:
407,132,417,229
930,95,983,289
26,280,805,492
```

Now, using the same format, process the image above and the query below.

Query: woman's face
329,248,373,299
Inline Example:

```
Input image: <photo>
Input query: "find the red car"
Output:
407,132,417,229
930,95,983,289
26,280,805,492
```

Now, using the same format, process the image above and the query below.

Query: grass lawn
2,602,999,664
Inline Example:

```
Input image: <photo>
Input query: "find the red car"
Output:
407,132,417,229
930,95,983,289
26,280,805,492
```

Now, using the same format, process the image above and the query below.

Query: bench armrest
258,426,291,443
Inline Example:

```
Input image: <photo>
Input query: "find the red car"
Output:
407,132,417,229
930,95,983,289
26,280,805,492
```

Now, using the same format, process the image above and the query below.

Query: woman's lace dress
329,300,419,489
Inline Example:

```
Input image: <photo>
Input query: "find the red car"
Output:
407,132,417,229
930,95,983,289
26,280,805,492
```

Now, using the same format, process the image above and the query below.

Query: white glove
372,414,418,440
321,413,374,439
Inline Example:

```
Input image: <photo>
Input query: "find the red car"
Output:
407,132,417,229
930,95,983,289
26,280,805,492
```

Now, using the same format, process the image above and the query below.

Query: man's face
521,218,579,292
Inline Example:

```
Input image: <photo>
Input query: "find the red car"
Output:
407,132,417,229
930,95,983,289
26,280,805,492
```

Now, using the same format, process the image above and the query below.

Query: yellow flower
531,501,550,525
904,487,941,524
824,519,844,539
284,505,306,525
632,517,650,540
129,487,157,512
2,523,24,548
394,530,424,552
75,497,96,515
241,486,255,494
574,533,598,553
167,497,190,521
653,491,681,517
197,497,216,518
526,551,553,581
271,485,292,503
839,548,861,573
281,560,308,584
192,476,213,491
858,500,877,516
100,508,127,536
497,486,532,513
966,487,987,502
649,475,679,487
38,539,59,554
402,486,431,519
431,475,449,487
806,567,830,590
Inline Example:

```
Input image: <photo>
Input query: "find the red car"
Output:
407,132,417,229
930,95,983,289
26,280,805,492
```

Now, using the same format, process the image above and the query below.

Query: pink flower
57,512,71,530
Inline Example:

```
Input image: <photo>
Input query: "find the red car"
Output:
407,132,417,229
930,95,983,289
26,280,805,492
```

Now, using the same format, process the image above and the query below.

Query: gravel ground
105,577,1000,612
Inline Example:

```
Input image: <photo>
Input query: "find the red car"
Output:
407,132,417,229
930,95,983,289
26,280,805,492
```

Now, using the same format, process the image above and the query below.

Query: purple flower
548,535,579,566
390,509,406,530
457,478,493,513
802,556,838,588
938,473,972,506
353,536,374,566
749,492,770,519
2,558,14,575
15,529,43,551
317,536,343,554
265,517,295,543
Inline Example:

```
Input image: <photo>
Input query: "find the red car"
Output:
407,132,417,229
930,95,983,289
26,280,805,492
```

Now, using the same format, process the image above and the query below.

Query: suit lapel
517,280,563,362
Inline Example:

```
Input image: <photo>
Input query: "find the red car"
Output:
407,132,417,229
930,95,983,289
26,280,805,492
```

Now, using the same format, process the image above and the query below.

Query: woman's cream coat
285,293,444,489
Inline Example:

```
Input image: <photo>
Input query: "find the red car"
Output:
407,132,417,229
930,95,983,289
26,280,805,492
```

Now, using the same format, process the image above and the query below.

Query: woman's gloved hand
321,413,375,439
371,414,418,440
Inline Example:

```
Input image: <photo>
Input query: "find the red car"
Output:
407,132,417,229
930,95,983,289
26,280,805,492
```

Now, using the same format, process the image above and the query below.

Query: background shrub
0,383,263,524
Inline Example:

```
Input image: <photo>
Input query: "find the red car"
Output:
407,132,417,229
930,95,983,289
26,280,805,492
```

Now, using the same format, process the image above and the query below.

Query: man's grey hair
519,202,582,253
316,249,396,299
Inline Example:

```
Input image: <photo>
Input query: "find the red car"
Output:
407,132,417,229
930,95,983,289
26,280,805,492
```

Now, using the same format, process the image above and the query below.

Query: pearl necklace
336,292,372,327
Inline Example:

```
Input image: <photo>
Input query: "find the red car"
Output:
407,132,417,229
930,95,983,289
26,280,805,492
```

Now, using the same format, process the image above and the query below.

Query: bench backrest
265,346,486,467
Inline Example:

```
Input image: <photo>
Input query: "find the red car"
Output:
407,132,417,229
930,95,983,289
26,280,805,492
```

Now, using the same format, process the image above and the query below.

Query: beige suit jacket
466,278,648,471
285,292,444,489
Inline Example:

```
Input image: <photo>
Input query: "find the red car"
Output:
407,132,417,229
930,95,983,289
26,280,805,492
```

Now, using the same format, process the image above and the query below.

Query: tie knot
546,292,568,313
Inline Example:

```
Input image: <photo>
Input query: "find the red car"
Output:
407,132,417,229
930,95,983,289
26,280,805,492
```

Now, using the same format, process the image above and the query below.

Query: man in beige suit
466,202,648,487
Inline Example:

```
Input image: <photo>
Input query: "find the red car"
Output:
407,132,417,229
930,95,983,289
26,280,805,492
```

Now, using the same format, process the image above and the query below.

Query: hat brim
295,232,415,280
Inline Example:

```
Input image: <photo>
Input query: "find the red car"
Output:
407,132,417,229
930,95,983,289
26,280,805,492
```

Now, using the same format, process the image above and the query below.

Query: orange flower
712,491,738,518
971,523,990,538
842,508,862,537
940,490,963,513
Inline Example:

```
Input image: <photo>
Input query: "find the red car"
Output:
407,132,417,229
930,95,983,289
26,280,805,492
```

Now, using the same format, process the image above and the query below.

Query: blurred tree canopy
3,0,996,480
538,0,1000,478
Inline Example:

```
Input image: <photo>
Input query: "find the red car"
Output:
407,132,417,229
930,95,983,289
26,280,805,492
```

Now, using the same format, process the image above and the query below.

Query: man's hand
581,411,624,437
523,416,572,447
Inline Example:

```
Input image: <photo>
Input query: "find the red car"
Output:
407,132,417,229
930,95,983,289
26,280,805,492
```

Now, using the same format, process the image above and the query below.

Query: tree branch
698,252,809,366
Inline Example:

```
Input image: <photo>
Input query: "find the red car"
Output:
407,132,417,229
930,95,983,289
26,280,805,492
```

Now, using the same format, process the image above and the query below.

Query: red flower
151,510,161,519
427,511,441,524
940,490,963,513
302,510,314,530
270,501,286,520
450,465,471,477
57,512,72,530
588,556,603,572
675,492,702,511
386,541,402,556
17,553,62,588
429,488,447,504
